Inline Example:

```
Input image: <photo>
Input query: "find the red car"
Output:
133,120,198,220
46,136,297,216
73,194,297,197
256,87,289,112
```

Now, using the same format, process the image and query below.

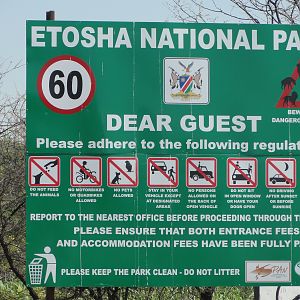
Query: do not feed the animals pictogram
29,156,60,187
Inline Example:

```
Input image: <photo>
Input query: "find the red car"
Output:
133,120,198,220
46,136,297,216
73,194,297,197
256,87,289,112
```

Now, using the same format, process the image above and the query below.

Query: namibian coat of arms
164,58,210,105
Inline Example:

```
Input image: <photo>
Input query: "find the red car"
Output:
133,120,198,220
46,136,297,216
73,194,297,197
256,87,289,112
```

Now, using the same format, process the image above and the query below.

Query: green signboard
26,21,300,287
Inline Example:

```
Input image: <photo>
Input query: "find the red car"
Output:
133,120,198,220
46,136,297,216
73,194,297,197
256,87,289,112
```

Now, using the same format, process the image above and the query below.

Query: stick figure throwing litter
35,246,56,283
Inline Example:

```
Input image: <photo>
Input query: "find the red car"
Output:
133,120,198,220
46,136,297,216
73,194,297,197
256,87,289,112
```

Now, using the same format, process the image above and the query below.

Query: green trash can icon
29,258,43,284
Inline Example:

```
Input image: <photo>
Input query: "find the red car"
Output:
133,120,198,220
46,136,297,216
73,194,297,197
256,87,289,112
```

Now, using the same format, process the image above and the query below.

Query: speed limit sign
37,55,96,114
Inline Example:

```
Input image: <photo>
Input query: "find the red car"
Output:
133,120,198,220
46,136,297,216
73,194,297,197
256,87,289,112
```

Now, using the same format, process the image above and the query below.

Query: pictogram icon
29,156,60,187
186,157,217,187
107,157,138,187
147,157,178,187
276,59,300,108
71,157,102,186
266,158,296,188
227,158,257,188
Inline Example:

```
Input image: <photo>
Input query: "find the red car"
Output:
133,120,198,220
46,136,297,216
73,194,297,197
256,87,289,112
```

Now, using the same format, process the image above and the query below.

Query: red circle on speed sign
37,55,96,114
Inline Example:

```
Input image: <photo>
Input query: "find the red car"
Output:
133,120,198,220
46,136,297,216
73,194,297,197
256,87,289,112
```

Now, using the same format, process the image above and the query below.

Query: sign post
27,21,300,287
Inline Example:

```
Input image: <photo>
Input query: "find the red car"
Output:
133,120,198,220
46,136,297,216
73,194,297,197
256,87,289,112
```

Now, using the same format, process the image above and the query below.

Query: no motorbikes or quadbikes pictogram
227,158,257,188
147,157,178,188
29,156,60,187
186,158,217,187
107,157,138,187
266,158,296,188
71,157,102,187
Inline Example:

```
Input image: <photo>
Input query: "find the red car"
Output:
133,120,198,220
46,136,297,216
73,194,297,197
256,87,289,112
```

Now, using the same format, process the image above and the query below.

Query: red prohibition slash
37,55,96,114
29,156,60,187
107,158,138,187
227,158,257,188
71,157,102,187
186,158,216,187
147,157,178,187
266,158,296,188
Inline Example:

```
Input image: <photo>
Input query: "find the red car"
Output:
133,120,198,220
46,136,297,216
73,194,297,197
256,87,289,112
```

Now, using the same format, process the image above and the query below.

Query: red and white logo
71,157,102,187
107,157,138,187
227,158,257,188
245,261,291,283
37,55,96,114
266,158,296,188
29,156,60,187
186,158,217,187
147,157,178,187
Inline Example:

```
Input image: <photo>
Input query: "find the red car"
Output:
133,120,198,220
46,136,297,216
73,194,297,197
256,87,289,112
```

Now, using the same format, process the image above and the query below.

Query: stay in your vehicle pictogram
186,158,217,187
147,157,178,187
266,158,296,188
227,158,257,188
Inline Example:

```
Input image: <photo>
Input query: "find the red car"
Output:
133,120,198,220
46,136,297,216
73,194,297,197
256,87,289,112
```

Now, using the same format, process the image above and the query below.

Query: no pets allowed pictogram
71,157,102,187
107,157,138,187
147,157,178,188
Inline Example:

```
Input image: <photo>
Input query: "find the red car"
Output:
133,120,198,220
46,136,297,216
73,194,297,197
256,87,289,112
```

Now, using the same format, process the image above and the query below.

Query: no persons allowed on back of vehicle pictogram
266,158,296,188
186,157,217,187
71,157,102,187
147,157,178,188
107,157,138,187
29,156,60,187
227,158,257,188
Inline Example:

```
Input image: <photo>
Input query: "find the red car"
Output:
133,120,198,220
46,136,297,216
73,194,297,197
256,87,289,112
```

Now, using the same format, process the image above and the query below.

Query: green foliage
213,287,253,300
0,285,255,300
0,280,46,300
0,280,31,300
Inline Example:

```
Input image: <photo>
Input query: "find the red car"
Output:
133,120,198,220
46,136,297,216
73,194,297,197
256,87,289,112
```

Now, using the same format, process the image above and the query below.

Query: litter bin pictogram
29,258,43,284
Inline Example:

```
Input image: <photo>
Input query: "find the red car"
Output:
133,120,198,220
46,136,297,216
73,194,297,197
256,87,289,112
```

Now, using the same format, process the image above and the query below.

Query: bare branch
168,0,300,24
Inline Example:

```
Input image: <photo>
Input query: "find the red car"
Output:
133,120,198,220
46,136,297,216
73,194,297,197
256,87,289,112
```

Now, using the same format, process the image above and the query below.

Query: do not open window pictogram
227,158,257,188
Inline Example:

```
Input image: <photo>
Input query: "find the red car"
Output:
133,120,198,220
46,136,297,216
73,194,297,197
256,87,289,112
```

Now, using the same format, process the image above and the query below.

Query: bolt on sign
26,21,300,287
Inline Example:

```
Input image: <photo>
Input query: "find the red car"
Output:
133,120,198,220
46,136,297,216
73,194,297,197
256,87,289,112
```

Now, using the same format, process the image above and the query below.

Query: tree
0,61,40,299
169,0,300,24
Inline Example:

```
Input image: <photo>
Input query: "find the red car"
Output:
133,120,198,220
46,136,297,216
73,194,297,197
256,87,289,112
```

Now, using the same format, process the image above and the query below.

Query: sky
1,0,175,96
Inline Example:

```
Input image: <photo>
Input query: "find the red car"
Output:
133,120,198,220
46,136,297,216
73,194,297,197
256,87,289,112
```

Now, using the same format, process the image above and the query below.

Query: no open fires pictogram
147,157,178,187
29,156,60,187
227,158,257,188
107,157,138,187
266,158,296,188
71,157,102,186
186,158,217,187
